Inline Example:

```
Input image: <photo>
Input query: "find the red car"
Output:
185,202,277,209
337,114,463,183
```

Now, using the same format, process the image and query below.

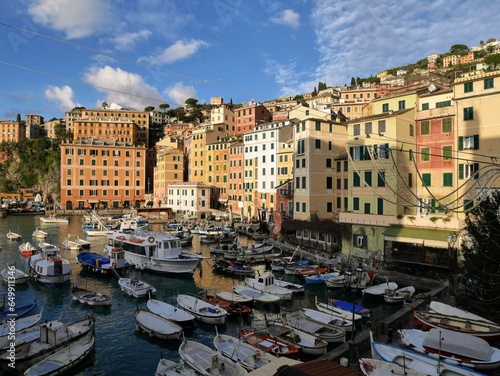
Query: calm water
0,215,400,375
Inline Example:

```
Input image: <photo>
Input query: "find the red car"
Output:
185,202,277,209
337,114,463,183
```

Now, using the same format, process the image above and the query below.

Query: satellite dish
428,84,437,92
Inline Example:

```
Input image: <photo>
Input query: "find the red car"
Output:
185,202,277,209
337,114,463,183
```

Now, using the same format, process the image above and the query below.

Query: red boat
204,293,252,317
297,267,328,277
239,328,300,360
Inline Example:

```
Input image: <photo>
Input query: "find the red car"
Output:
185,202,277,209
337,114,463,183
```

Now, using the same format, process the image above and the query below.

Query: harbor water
0,215,401,375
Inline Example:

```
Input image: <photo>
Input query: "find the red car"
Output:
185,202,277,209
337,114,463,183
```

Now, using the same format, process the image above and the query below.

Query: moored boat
19,241,37,257
328,298,371,318
176,293,227,325
0,298,36,321
135,309,183,340
301,307,354,332
32,228,47,239
1,266,29,285
315,296,362,321
155,358,197,376
39,215,69,224
284,309,346,344
76,249,128,276
266,320,328,356
204,292,251,318
429,301,496,324
118,277,156,298
239,327,300,360
71,285,112,307
325,274,346,288
232,285,281,304
244,272,293,300
362,280,398,299
27,244,71,287
359,357,429,376
147,298,196,330
215,291,254,306
6,230,22,241
383,285,416,304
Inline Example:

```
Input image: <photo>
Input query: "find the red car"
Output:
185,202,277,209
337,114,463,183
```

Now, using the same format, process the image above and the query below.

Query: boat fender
112,262,117,269
151,259,157,266
148,236,155,243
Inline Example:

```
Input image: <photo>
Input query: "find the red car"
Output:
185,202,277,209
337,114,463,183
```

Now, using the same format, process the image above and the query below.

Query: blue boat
0,298,37,321
328,298,371,318
77,249,128,276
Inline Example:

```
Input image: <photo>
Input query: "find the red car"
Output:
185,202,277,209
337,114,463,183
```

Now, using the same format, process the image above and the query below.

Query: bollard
348,340,357,365
387,327,393,343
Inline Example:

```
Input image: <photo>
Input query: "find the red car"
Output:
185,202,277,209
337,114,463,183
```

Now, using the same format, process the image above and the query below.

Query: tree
159,103,170,112
484,53,500,67
102,101,109,109
455,191,500,321
350,77,356,86
449,44,469,54
185,98,198,106
16,114,21,123
144,106,155,112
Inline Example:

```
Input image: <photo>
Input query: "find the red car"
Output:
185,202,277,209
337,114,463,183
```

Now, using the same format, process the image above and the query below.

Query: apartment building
333,86,378,120
166,182,216,220
43,118,65,139
210,104,235,135
205,137,233,202
60,138,146,210
0,120,26,143
153,137,184,205
228,141,245,218
234,101,271,135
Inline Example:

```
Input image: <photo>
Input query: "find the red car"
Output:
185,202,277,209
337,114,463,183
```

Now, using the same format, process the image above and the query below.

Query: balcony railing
279,189,294,197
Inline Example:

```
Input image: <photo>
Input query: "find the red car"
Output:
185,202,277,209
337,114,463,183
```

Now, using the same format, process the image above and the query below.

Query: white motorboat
213,333,277,371
359,358,429,376
27,244,71,287
39,215,69,224
23,333,95,376
266,320,328,356
324,274,346,288
32,228,47,239
179,340,248,376
244,273,293,300
1,266,29,285
215,291,254,305
71,285,112,307
0,314,95,374
301,307,354,332
176,294,227,324
272,277,305,293
106,230,203,274
6,230,22,241
118,277,156,298
370,331,485,376
232,285,281,304
135,309,182,340
155,358,197,376
147,298,196,329
362,280,398,299
383,285,415,303
399,328,500,370
284,310,346,344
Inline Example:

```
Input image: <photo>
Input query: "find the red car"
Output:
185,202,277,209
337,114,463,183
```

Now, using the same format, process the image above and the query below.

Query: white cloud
139,39,209,66
28,0,114,39
164,82,197,105
83,66,164,110
263,58,313,96
45,85,78,111
109,30,152,51
270,9,300,28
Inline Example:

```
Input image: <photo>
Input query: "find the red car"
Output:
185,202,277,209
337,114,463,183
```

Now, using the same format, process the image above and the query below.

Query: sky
0,0,499,120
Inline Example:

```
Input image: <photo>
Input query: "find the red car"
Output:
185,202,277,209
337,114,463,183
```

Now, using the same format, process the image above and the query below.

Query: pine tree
455,191,500,321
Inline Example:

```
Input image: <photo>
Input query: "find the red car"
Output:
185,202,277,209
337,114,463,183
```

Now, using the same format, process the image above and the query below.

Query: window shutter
474,135,479,150
474,163,480,179
458,136,463,151
349,146,353,158
459,164,464,179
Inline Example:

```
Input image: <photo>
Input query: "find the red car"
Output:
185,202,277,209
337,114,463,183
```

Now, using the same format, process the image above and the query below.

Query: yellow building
154,137,184,205
0,120,25,143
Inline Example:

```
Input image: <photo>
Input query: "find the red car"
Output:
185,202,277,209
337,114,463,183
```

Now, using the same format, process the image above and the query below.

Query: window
464,107,474,120
297,139,305,154
409,124,414,136
364,171,372,187
336,179,341,189
301,176,306,189
315,139,321,149
442,146,452,160
442,118,452,133
398,100,406,110
327,202,333,213
378,171,386,187
459,163,479,179
353,197,360,211
421,147,430,161
378,120,386,133
365,122,372,135
302,202,306,212
301,159,306,168
464,82,473,93
377,197,384,215
443,172,453,187
326,159,332,168
421,103,429,110
484,77,494,89
420,121,429,135
419,198,435,215
353,124,360,136
315,121,321,131
351,146,364,161
353,172,360,187
364,203,371,214
353,234,366,248
422,173,431,186
436,100,451,108
382,103,389,112
459,135,479,150
326,177,333,189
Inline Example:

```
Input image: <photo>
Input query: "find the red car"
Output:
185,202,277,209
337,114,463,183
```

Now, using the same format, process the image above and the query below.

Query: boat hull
125,252,201,274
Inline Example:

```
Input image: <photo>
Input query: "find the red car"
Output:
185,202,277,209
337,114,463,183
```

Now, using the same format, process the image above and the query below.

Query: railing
384,248,456,269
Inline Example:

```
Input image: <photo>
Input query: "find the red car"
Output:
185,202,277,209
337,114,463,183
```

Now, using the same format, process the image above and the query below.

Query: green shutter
474,163,480,179
431,198,436,213
474,135,479,150
459,164,464,179
458,136,463,151
349,146,353,158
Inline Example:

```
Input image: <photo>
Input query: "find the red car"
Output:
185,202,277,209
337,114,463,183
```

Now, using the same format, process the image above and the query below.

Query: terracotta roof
274,359,364,376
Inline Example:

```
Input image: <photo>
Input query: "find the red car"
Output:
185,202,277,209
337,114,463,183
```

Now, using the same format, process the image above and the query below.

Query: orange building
234,101,271,135
60,138,146,210
0,120,26,143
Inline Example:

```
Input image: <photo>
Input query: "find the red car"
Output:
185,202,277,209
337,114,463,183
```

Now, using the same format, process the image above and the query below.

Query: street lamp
344,262,365,363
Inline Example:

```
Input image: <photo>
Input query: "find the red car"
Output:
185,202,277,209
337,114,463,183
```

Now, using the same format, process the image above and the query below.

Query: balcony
279,189,294,198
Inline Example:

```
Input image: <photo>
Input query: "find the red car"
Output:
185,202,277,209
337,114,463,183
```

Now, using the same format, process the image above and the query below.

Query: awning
383,226,451,249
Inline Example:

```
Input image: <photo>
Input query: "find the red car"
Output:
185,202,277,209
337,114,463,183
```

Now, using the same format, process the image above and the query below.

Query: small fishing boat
6,230,22,241
266,320,328,356
362,280,398,299
399,328,500,370
118,277,156,298
272,277,305,293
239,327,300,360
429,301,496,324
284,309,346,344
232,285,281,304
147,298,196,330
204,292,251,318
383,285,416,304
27,244,71,287
304,271,341,285
39,215,69,224
155,358,197,376
324,274,346,288
23,333,95,376
19,241,37,257
32,228,48,239
176,293,227,325
135,309,183,340
0,308,43,339
213,333,277,371
1,266,29,285
179,340,248,376
328,298,371,318
301,307,354,332
315,296,362,321
244,273,293,300
215,291,254,306
359,358,429,376
77,249,128,276
212,259,255,277
71,285,111,307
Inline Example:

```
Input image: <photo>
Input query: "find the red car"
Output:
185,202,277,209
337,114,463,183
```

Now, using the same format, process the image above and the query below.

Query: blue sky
0,0,499,119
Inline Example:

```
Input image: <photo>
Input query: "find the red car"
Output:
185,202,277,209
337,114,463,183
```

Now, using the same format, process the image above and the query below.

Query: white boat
27,244,71,287
0,309,43,338
244,273,293,300
118,215,149,232
176,294,227,324
384,285,416,304
19,241,37,257
315,296,362,321
213,333,277,371
272,277,305,293
266,320,328,356
362,281,398,299
370,332,485,376
284,310,346,344
301,307,354,332
304,271,341,285
23,333,95,376
324,274,346,288
39,215,69,224
62,234,89,250
155,358,197,376
147,298,196,329
179,340,248,376
399,328,500,370
106,230,203,274
429,301,495,324
32,228,48,239
215,291,254,305
232,285,281,304
359,358,429,376
0,314,95,374
135,309,182,340
6,230,22,240
1,266,29,285
71,285,111,307
118,277,156,298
